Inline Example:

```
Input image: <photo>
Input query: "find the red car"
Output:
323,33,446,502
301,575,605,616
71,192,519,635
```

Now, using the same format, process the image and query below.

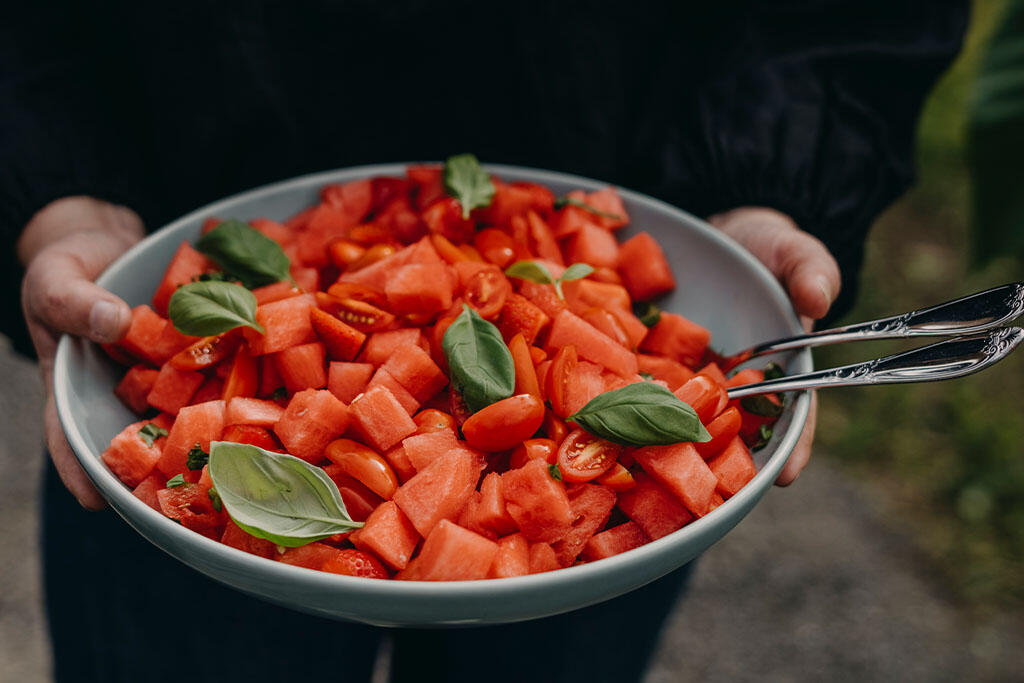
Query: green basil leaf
504,260,555,286
568,382,711,446
195,271,241,284
195,219,291,289
138,423,168,448
558,263,594,283
553,196,624,222
753,424,774,451
442,305,516,413
168,281,265,336
208,487,223,512
763,362,785,381
634,302,661,328
443,153,495,219
208,441,362,548
740,395,785,418
638,372,655,381
186,443,209,471
548,463,563,481
166,474,186,488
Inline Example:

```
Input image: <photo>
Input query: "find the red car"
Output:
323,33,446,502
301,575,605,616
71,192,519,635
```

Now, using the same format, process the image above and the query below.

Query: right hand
19,196,145,509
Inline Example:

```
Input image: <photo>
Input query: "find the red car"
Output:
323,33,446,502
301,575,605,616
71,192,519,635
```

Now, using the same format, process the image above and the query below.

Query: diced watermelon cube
273,389,351,463
224,397,285,427
393,447,483,537
114,365,160,415
380,344,448,403
550,483,617,566
367,367,420,415
146,363,204,415
221,518,277,559
707,436,758,498
581,521,650,562
349,385,418,452
633,442,719,517
102,420,164,487
528,542,561,574
487,533,530,578
401,430,460,472
327,361,374,403
274,341,328,393
501,459,574,544
350,500,421,571
157,400,226,477
245,294,317,356
616,472,694,540
396,520,498,581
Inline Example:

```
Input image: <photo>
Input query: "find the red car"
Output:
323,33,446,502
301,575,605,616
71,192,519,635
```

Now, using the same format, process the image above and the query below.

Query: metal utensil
726,327,1023,399
720,282,1024,371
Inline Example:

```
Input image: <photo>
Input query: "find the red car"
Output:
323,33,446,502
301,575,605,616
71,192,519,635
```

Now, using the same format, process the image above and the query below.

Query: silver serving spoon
726,327,1023,399
720,282,1024,371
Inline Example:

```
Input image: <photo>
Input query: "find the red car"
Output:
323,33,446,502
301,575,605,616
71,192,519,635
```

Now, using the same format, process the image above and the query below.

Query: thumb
22,230,135,344
708,208,841,321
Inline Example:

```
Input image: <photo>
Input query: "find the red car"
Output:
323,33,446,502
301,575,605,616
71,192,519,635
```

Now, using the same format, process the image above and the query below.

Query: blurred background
2,1,1023,680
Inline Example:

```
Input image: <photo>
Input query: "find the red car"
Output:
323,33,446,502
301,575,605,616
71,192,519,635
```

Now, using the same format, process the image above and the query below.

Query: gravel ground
2,341,1021,682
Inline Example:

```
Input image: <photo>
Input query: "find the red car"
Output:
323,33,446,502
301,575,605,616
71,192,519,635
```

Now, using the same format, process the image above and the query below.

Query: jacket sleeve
646,1,969,322
0,5,145,355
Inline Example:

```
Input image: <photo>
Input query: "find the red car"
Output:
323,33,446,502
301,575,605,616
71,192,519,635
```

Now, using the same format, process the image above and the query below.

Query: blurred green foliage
816,0,1024,614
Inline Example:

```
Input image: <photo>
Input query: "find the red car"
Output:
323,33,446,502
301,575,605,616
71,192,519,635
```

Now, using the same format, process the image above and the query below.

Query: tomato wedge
546,344,578,418
315,292,395,333
556,429,621,483
324,438,399,500
464,267,512,320
413,409,456,435
462,394,545,452
509,438,557,469
168,331,240,371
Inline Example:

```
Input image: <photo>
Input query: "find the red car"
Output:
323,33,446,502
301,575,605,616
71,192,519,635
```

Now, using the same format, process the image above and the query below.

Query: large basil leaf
443,304,515,413
443,153,495,219
167,281,264,336
208,441,362,547
196,219,291,289
568,382,711,446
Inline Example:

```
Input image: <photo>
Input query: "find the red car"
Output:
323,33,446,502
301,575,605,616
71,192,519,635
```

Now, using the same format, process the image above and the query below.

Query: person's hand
706,207,841,486
19,196,145,509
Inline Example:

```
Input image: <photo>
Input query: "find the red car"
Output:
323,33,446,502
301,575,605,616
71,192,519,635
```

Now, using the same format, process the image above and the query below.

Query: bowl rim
54,162,810,605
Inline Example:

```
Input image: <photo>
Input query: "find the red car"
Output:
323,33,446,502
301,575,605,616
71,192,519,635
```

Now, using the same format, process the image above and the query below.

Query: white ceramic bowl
54,163,811,626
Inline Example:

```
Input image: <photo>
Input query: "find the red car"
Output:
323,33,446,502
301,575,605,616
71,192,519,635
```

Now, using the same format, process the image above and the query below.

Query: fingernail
89,300,121,343
815,275,833,306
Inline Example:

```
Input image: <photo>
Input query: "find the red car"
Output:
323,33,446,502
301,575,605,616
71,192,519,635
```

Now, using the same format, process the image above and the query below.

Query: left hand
706,207,841,486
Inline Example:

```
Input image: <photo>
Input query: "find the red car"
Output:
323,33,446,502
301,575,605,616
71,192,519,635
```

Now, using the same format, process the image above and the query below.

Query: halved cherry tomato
546,344,578,418
462,394,545,452
324,439,399,500
556,429,622,483
347,243,396,271
221,344,258,402
509,438,557,469
413,409,456,435
464,267,512,320
508,332,542,401
315,292,395,333
327,240,366,269
543,411,570,444
168,331,240,371
325,282,387,307
473,228,518,268
430,233,470,264
596,462,636,491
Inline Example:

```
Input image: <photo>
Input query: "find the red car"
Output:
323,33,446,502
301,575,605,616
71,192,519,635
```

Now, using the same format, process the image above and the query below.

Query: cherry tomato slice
462,394,545,452
596,462,636,491
315,292,395,333
168,331,240,371
509,438,558,469
325,281,387,307
347,242,396,271
464,267,512,320
546,344,578,418
473,228,518,268
324,439,399,500
556,429,622,483
327,240,366,269
413,409,457,435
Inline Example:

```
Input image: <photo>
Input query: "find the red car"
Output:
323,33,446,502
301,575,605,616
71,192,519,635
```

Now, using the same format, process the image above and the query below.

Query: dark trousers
43,463,692,682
